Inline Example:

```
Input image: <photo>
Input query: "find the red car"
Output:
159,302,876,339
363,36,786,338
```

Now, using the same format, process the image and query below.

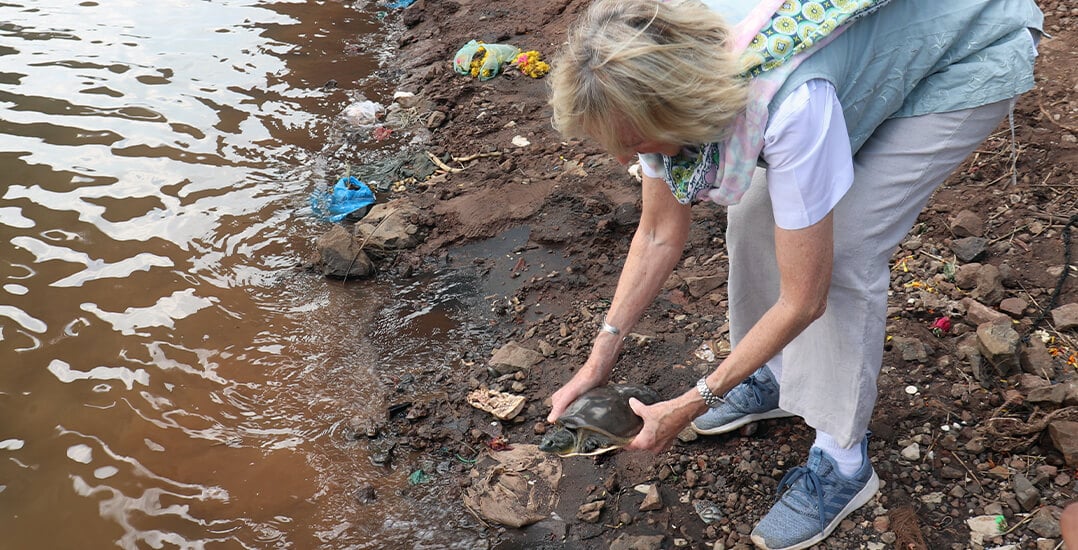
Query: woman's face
613,124,681,165
615,138,681,165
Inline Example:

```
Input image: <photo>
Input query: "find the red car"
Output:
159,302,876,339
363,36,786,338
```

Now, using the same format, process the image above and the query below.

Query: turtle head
538,427,576,455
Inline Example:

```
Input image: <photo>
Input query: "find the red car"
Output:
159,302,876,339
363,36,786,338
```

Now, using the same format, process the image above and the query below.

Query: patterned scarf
662,0,891,205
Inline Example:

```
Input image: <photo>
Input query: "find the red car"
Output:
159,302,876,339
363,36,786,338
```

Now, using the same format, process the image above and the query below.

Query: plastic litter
407,469,430,485
342,100,383,126
310,176,376,223
385,0,417,8
453,40,521,81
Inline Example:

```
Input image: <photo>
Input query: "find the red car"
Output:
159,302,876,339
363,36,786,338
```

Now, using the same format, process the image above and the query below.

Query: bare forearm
588,222,688,371
584,175,691,377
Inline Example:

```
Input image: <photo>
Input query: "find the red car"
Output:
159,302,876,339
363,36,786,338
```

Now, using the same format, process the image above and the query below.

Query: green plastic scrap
452,39,521,81
407,469,430,485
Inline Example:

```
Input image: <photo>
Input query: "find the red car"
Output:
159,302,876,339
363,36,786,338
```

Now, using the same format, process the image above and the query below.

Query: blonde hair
548,0,748,156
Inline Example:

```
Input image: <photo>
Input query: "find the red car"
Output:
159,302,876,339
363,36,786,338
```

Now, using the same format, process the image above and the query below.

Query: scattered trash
452,41,550,81
930,316,952,337
453,40,520,81
905,385,919,395
462,444,562,527
385,0,417,8
467,388,526,420
486,436,512,451
372,126,393,141
310,176,377,223
511,135,530,147
510,50,550,78
407,469,430,485
342,100,384,126
693,500,723,524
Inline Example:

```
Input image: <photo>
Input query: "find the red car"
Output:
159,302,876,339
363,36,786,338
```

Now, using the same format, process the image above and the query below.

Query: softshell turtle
539,384,661,457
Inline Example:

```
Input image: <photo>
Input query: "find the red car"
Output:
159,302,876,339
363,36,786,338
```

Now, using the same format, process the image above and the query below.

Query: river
0,1,492,547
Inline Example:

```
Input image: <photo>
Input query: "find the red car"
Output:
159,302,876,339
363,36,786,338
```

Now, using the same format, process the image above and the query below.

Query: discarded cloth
310,176,376,223
462,444,561,528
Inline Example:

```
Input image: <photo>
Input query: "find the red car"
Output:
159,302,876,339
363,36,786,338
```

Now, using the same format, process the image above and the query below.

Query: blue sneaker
691,366,793,435
750,437,880,550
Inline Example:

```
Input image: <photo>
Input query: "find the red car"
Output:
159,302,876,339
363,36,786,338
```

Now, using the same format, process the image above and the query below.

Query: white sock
813,431,864,477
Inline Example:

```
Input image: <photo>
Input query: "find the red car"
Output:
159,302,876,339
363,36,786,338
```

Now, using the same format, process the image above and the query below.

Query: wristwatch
696,378,725,408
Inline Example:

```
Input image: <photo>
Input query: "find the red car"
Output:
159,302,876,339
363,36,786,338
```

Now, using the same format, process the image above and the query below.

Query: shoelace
776,465,827,536
742,376,767,407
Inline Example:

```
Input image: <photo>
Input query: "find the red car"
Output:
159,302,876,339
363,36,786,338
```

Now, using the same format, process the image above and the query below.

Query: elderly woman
545,0,1043,548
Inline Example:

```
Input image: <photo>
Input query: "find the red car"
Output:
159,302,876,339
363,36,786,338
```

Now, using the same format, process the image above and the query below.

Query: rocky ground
316,1,1078,548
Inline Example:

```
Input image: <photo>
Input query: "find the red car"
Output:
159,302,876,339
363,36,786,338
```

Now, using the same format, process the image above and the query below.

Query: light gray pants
726,98,1014,448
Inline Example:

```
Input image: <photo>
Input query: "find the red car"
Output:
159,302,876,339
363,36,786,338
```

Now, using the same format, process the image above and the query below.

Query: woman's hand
624,393,707,453
547,367,608,423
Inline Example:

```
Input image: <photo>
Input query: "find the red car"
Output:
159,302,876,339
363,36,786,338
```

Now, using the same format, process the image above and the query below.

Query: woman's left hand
624,396,699,453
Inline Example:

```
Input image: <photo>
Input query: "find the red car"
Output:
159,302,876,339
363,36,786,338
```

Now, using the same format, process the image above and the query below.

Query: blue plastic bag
310,176,376,223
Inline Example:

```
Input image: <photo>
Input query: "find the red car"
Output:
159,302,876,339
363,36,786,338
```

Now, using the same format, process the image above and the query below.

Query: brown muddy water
0,1,527,548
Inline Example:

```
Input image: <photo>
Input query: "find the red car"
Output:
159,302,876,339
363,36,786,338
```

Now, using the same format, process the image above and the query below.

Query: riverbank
335,1,1078,548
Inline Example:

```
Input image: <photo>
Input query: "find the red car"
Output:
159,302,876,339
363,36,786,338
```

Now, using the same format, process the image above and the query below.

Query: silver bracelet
600,316,621,336
696,378,725,408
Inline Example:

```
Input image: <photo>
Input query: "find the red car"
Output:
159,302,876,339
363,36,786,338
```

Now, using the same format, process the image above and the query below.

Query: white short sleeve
762,79,854,230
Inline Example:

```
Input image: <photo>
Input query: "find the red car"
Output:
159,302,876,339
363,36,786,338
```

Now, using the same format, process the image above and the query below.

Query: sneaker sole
749,469,881,550
691,408,796,435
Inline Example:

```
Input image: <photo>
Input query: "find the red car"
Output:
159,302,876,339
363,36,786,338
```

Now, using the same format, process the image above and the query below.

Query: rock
369,438,396,466
900,442,921,461
966,514,1004,545
1027,384,1067,406
1017,373,1051,391
1052,302,1078,331
963,298,1011,326
1028,506,1062,538
354,201,425,251
976,322,1020,375
676,425,700,443
1049,421,1078,467
308,225,375,278
353,483,377,504
892,337,928,362
1021,339,1057,376
489,341,544,375
610,534,664,550
426,110,447,129
958,338,991,388
684,273,727,298
639,484,663,511
1013,473,1040,511
940,466,965,479
954,263,981,289
950,237,987,262
950,209,984,237
577,500,604,523
999,297,1027,317
998,263,1018,287
970,264,1004,305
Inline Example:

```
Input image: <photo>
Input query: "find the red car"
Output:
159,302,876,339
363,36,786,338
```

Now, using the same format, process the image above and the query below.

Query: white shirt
640,79,854,230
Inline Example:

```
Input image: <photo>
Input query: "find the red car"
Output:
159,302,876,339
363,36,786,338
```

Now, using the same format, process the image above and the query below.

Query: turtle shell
554,384,661,456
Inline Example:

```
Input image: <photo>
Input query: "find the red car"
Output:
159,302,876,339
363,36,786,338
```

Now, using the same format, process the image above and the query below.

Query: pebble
901,442,921,461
